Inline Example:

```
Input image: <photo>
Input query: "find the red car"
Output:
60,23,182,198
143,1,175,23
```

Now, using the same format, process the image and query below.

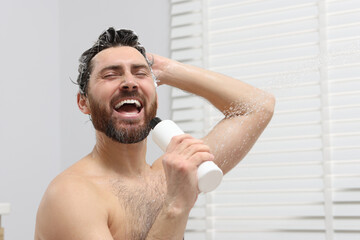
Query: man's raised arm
150,54,275,174
145,54,275,240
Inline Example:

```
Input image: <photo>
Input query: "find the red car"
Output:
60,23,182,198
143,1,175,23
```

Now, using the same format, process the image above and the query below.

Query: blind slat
170,0,360,239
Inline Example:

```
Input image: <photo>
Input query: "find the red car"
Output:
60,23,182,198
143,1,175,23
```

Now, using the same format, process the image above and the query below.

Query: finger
181,142,211,158
188,152,215,167
166,134,195,152
146,53,154,66
176,138,205,155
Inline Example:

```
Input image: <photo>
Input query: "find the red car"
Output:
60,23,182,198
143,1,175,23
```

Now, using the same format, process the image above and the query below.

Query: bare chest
108,173,167,240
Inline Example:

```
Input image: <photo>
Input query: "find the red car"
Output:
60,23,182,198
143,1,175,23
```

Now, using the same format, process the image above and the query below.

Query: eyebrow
131,63,151,71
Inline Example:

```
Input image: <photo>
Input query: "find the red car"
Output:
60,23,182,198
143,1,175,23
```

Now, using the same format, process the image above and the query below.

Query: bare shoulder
35,170,113,240
40,172,103,210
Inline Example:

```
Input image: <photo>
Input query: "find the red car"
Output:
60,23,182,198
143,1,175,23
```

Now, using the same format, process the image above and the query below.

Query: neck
91,131,149,177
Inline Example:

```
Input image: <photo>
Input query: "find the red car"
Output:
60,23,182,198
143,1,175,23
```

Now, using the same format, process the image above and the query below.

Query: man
35,27,275,240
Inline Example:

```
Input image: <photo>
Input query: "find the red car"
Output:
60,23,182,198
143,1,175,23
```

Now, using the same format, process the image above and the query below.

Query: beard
87,92,157,144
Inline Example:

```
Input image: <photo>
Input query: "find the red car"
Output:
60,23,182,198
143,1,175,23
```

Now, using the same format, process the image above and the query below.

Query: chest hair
110,173,166,240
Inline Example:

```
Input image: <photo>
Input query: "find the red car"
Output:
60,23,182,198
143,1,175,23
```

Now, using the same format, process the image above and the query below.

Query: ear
77,92,91,114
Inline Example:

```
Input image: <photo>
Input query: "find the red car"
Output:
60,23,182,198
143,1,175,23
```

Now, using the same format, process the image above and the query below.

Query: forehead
91,46,148,72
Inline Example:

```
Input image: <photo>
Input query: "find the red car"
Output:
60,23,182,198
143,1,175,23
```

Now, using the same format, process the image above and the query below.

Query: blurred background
0,0,171,239
1,0,360,240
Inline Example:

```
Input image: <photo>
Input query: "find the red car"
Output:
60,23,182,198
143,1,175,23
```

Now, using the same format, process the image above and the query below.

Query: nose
120,75,138,91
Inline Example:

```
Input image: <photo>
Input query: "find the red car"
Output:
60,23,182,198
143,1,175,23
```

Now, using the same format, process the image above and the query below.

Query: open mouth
114,99,143,116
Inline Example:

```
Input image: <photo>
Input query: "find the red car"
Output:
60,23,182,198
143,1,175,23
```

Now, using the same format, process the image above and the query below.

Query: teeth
115,99,141,110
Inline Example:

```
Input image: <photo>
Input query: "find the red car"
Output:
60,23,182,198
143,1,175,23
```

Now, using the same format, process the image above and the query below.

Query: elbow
267,92,276,114
263,92,276,123
251,91,275,126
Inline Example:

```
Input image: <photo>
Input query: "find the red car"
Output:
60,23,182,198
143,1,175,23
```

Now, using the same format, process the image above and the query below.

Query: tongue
117,104,139,114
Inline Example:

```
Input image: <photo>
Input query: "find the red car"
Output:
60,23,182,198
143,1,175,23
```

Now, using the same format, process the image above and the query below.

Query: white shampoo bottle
150,117,223,193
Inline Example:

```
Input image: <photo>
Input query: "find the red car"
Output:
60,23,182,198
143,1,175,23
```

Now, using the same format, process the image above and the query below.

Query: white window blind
169,0,360,239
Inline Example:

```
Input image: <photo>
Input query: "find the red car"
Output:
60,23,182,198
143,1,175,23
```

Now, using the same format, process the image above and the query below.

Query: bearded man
35,27,275,240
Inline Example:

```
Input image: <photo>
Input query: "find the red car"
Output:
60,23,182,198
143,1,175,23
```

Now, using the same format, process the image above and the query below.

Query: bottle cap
197,161,223,192
150,117,162,129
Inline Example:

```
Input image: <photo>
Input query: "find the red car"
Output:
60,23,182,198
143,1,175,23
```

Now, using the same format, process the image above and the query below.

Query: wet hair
76,27,148,96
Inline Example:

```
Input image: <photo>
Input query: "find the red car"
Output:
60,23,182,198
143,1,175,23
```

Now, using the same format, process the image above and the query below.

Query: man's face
85,46,157,144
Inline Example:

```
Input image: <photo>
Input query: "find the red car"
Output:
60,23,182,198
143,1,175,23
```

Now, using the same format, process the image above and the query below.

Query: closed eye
103,72,121,79
98,65,123,80
132,64,151,78
135,72,147,77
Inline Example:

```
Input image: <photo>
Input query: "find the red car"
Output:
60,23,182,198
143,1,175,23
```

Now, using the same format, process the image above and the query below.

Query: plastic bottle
150,117,223,193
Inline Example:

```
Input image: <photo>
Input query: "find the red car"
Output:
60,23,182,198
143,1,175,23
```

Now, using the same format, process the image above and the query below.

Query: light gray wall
0,1,170,239
0,1,61,239
59,0,171,170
